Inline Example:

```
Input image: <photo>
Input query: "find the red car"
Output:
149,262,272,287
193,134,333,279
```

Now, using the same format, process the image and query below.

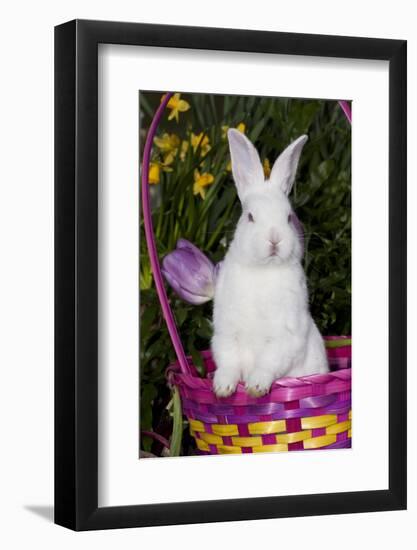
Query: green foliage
169,387,183,456
139,92,351,456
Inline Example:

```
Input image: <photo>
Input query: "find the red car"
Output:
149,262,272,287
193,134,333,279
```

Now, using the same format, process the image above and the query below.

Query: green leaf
140,384,157,430
175,307,188,326
188,337,206,377
140,304,157,334
317,159,336,180
196,317,213,340
325,338,352,348
170,387,183,457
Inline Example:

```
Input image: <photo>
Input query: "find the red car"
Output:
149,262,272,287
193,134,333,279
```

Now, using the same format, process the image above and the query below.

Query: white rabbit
212,129,328,398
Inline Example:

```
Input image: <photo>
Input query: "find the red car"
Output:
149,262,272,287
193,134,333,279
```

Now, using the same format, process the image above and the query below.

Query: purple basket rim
167,348,351,405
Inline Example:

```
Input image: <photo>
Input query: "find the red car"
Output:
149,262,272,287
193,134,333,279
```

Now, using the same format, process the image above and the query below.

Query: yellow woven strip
216,445,243,454
196,432,265,447
211,424,240,436
195,438,242,454
195,432,351,453
196,432,225,445
195,438,210,452
253,443,288,453
301,414,338,430
231,436,263,447
189,419,289,437
303,434,337,449
276,430,312,444
326,420,351,435
192,415,352,451
189,419,205,433
248,420,287,435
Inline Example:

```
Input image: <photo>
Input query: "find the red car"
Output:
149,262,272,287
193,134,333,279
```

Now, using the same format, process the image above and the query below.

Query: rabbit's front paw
245,371,274,397
213,369,239,398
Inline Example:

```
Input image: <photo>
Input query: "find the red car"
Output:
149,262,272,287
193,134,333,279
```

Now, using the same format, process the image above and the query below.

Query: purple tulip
162,239,216,305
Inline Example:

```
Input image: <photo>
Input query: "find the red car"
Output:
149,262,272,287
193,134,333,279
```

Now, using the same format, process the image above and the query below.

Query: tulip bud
162,239,216,305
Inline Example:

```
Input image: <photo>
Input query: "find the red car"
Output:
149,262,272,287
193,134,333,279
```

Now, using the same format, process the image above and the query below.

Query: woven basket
141,93,352,456
168,340,351,455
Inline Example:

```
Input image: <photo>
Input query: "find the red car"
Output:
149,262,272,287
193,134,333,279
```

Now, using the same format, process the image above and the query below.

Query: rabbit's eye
248,212,255,223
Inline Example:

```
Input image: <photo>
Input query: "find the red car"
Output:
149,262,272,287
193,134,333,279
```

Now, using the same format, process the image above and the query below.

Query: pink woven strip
183,404,351,425
261,434,277,445
284,400,300,410
286,418,302,433
238,424,250,437
327,349,351,361
337,391,351,403
172,374,351,405
181,391,350,411
322,439,351,450
288,441,304,451
337,431,348,442
181,393,351,415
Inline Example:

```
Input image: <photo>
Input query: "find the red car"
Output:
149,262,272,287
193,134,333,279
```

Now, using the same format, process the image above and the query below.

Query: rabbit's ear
227,129,264,200
269,135,308,195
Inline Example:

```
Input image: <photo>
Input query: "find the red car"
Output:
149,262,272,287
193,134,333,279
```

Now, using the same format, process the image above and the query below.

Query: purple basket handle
141,92,190,375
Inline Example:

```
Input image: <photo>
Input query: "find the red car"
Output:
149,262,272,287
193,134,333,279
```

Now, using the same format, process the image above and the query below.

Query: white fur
212,129,328,397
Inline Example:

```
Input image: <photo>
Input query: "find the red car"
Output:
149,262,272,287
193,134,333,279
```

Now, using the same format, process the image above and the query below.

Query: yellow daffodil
148,157,174,184
222,122,246,139
148,163,161,185
193,170,214,199
180,140,189,161
190,132,211,157
162,93,190,122
161,152,175,168
263,158,271,179
154,133,180,166
154,133,180,153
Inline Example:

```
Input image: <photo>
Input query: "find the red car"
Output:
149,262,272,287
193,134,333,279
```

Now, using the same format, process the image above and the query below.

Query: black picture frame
55,19,407,531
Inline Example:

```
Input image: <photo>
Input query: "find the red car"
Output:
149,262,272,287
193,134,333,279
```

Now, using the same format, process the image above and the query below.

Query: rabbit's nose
269,228,280,246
